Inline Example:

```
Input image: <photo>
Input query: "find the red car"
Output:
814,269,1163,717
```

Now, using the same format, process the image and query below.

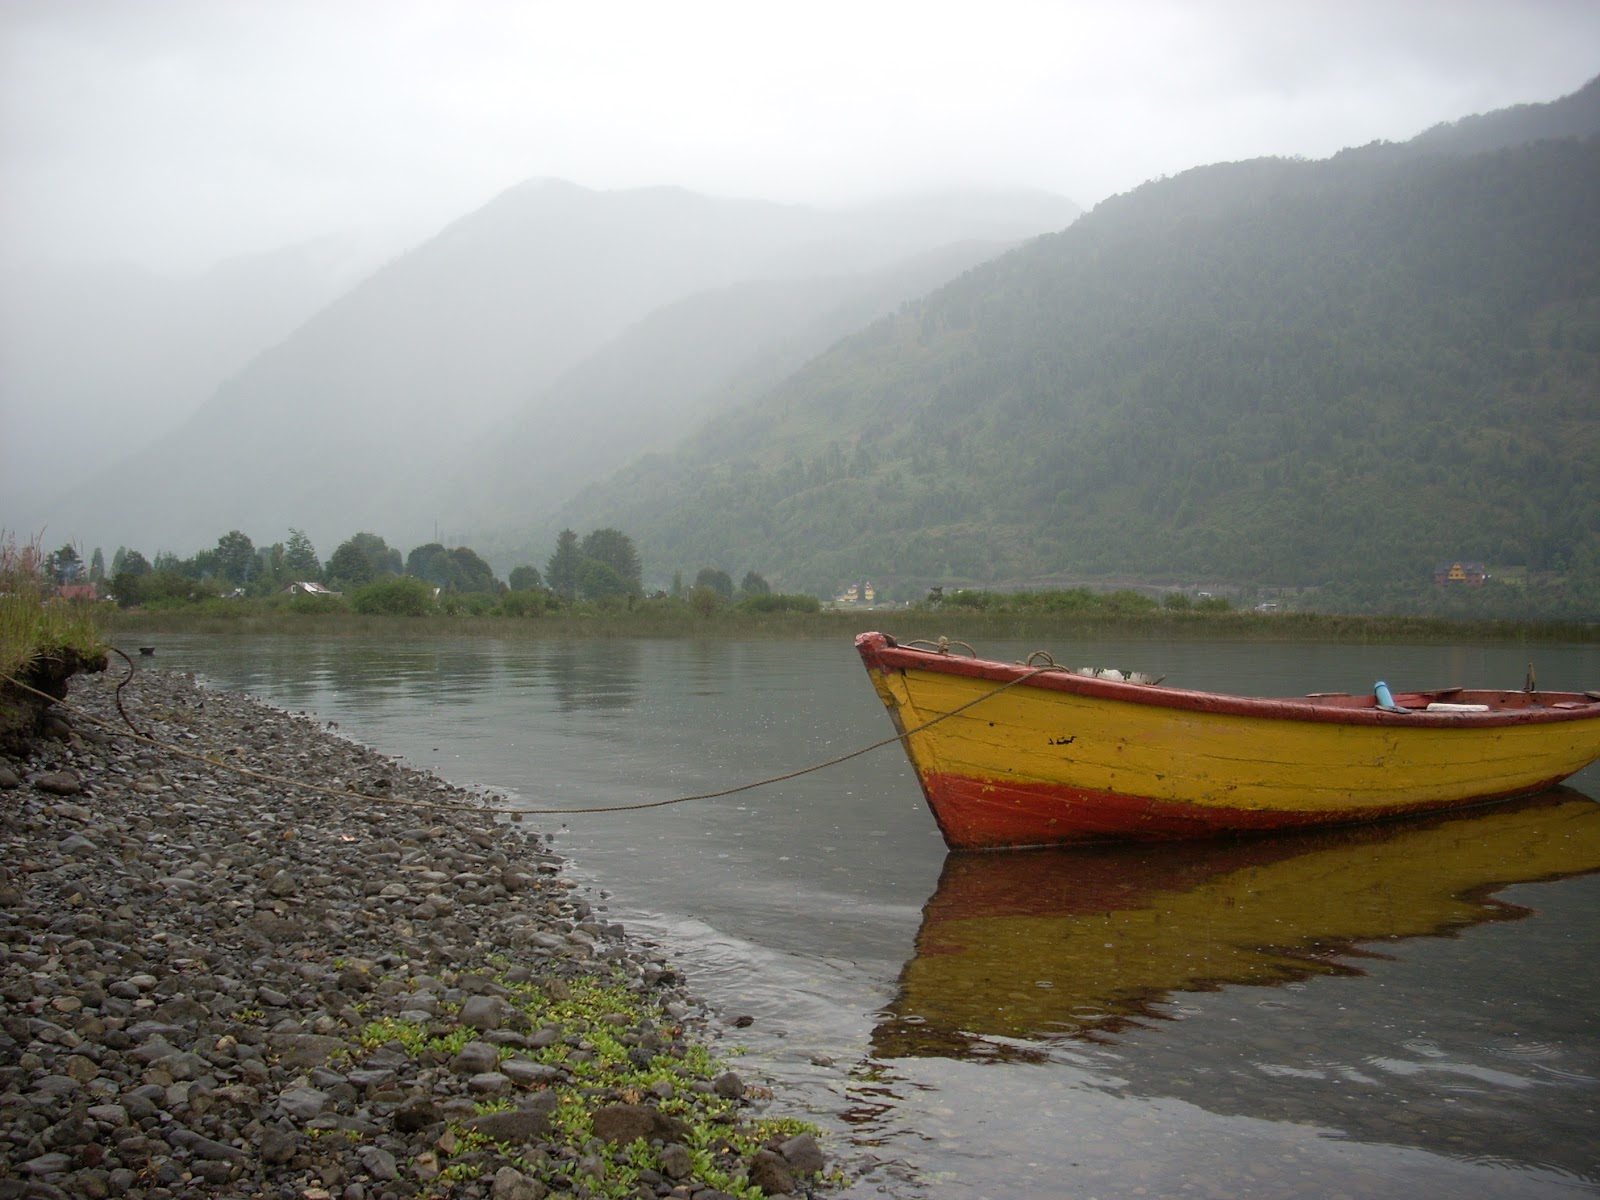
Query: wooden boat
855,631,1600,849
872,788,1600,1058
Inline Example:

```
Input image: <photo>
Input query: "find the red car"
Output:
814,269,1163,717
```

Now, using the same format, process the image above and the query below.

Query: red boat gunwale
855,631,1600,728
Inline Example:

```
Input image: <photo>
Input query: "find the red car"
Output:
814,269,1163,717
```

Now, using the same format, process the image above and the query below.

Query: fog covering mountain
452,236,1020,568
0,237,373,516
23,182,1078,554
557,76,1600,597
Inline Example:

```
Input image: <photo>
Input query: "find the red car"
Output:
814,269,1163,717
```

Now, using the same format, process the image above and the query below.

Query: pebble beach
0,665,829,1200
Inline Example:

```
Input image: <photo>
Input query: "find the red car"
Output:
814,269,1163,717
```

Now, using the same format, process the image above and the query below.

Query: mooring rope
3,652,1066,818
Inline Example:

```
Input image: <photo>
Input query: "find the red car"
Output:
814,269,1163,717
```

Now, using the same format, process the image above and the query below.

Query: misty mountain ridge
1407,72,1600,156
552,75,1600,597
20,182,1078,553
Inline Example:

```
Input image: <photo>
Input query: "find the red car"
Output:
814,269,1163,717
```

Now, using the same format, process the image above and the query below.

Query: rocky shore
0,666,829,1200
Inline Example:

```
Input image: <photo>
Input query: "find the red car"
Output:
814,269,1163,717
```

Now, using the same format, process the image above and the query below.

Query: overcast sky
3,0,1599,274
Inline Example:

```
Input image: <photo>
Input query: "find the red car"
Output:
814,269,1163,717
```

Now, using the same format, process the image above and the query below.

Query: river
114,629,1600,1198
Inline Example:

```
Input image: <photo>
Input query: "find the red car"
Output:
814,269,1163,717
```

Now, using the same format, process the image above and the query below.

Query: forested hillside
563,129,1600,600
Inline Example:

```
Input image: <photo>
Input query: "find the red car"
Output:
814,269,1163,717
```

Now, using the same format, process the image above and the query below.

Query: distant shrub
1024,588,1101,613
1100,589,1159,614
689,585,724,616
350,576,435,616
738,592,821,614
498,589,555,617
139,572,222,610
285,592,350,615
508,565,543,591
945,589,993,610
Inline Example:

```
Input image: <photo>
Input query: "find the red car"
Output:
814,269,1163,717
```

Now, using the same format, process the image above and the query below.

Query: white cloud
2,0,1598,271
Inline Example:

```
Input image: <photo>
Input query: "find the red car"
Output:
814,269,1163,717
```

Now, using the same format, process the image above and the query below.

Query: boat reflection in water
873,789,1600,1061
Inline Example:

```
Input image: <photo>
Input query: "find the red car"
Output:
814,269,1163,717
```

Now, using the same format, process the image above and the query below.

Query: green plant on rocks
359,1011,485,1060
383,968,828,1199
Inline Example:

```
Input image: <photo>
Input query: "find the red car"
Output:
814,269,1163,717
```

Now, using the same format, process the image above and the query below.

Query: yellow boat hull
857,632,1600,848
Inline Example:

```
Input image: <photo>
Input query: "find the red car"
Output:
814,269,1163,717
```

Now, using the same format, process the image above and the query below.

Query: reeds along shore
97,602,1600,647
0,668,829,1200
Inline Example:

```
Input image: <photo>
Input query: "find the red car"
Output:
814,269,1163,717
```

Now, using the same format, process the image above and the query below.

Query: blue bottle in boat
1374,681,1396,709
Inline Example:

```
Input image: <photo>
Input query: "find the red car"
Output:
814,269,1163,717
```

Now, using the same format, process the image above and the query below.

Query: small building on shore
836,580,876,604
1433,561,1488,587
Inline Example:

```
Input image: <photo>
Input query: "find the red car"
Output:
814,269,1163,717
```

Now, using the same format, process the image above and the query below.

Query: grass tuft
0,532,105,692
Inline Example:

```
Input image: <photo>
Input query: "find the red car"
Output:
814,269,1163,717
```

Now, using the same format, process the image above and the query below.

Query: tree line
56,528,793,615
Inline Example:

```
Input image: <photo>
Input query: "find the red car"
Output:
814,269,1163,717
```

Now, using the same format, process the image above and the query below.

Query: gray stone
458,993,508,1031
659,1143,694,1179
358,1145,398,1180
466,1070,510,1094
500,1057,560,1086
169,1127,247,1163
277,1086,332,1120
392,1095,441,1133
589,1103,690,1146
748,1149,796,1195
258,1127,299,1164
450,1039,501,1074
489,1165,545,1200
23,1151,73,1175
779,1131,825,1174
463,1097,556,1144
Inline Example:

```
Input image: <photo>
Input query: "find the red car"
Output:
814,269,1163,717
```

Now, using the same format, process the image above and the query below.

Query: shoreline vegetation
100,602,1600,647
1,538,107,753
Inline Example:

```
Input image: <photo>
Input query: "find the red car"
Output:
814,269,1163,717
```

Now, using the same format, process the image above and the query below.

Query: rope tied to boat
2,654,1068,818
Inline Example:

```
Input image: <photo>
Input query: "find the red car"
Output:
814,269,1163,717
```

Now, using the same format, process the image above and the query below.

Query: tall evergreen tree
49,544,81,584
546,529,582,601
284,529,321,579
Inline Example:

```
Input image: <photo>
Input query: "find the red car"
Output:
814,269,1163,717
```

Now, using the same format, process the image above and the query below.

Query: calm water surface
121,631,1600,1198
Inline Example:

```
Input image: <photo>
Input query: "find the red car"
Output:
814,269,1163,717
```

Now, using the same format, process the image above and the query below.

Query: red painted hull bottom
922,771,1576,850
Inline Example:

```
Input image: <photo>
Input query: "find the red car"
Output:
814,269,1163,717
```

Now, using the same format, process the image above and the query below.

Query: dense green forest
564,126,1600,614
